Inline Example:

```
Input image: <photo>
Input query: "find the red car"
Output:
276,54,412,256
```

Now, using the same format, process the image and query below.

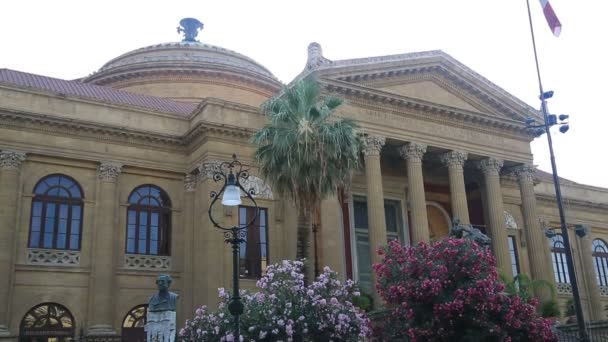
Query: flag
539,0,562,37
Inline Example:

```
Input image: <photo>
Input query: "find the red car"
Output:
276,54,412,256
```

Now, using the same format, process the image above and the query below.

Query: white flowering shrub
179,260,370,341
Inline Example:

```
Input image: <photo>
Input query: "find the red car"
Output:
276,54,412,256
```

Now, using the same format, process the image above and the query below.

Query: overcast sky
1,0,607,188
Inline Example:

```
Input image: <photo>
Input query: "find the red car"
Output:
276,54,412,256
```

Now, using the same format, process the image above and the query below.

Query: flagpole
525,1,589,340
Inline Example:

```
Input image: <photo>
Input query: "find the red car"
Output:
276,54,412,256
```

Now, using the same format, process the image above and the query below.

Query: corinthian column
440,151,470,225
364,135,387,263
399,143,429,244
476,158,511,278
513,164,554,299
88,162,122,337
0,151,26,336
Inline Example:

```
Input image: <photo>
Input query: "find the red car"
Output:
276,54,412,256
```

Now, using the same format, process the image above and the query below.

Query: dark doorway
19,303,75,342
122,305,147,342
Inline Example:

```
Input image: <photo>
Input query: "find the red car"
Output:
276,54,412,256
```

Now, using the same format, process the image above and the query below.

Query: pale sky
1,0,607,187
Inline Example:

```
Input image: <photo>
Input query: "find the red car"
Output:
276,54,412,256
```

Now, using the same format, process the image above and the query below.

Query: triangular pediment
300,49,540,123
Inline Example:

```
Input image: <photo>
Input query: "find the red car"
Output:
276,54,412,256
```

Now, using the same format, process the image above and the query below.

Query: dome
82,41,282,106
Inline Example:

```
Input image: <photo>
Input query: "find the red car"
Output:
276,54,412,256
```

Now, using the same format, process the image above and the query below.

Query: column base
0,325,16,341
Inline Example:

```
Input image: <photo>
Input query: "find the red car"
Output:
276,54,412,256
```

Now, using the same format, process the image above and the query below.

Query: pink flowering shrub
372,238,557,341
179,260,370,342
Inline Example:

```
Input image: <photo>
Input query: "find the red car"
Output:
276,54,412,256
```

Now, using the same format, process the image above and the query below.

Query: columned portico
399,143,429,244
440,151,470,225
88,162,123,337
0,151,26,337
476,158,512,277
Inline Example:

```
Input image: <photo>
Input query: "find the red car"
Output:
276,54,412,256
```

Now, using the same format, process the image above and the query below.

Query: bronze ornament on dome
177,18,203,42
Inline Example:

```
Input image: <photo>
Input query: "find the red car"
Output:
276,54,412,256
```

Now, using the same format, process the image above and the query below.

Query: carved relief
27,249,80,266
363,135,385,156
504,210,518,229
98,162,123,181
557,283,572,295
241,175,274,200
124,254,171,270
197,159,223,179
0,151,26,170
440,151,468,169
398,142,427,162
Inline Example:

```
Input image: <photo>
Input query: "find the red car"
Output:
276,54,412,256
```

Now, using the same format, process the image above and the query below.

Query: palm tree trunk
296,202,314,283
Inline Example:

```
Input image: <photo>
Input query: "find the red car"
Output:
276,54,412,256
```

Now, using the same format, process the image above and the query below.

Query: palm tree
500,273,556,302
252,78,362,281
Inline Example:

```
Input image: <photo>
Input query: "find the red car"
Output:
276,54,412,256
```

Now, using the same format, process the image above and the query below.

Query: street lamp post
208,154,258,339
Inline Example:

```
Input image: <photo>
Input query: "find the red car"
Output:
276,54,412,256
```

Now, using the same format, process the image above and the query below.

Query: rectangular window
352,196,404,294
238,206,269,279
508,235,520,278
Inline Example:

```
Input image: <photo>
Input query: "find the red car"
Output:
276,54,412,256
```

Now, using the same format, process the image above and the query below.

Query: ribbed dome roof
82,41,281,91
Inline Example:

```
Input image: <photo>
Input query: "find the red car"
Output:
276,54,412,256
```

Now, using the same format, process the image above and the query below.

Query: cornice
107,73,277,99
88,68,282,94
0,108,256,153
536,194,608,212
323,78,533,139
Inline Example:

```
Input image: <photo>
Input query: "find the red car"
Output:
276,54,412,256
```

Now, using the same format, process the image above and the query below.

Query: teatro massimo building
1,19,608,342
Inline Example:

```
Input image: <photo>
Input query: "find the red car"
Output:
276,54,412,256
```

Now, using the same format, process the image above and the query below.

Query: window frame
238,206,269,279
507,235,521,278
349,194,406,293
550,234,570,284
125,185,172,256
592,238,608,286
28,174,84,251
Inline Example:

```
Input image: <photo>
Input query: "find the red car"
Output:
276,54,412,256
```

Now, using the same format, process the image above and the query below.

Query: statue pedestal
145,311,176,342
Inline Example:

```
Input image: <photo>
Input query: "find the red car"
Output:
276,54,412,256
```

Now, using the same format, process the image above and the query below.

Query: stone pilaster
363,135,387,305
579,230,604,320
399,143,429,243
476,158,512,278
513,164,555,299
181,174,196,319
440,151,470,225
0,151,26,337
87,162,122,337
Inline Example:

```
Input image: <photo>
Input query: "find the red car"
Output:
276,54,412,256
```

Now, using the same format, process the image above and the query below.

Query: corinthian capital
440,151,468,169
512,164,537,183
98,162,123,182
184,174,197,192
476,158,503,175
363,135,385,156
398,142,427,162
0,150,26,171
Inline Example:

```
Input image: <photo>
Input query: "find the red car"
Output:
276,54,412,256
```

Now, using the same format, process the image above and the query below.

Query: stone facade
1,31,608,341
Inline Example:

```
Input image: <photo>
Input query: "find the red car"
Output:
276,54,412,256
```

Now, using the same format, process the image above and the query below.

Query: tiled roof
0,69,197,116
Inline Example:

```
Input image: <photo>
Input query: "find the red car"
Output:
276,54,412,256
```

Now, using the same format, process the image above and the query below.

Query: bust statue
148,274,179,312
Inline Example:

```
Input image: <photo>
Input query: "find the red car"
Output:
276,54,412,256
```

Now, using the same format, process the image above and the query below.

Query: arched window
122,304,147,342
593,239,608,286
551,234,570,284
126,185,171,256
29,175,84,250
20,302,75,342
